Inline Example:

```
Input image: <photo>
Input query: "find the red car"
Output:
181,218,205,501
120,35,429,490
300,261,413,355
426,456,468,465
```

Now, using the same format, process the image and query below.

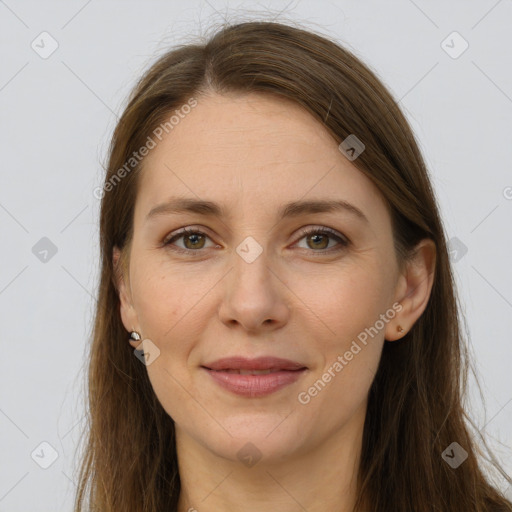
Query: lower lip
202,367,307,397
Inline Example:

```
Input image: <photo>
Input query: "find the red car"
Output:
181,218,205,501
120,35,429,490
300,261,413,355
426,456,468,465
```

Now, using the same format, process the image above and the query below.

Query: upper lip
202,356,307,371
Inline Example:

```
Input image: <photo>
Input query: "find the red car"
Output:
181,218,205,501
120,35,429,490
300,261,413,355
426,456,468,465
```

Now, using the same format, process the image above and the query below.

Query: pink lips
201,356,307,398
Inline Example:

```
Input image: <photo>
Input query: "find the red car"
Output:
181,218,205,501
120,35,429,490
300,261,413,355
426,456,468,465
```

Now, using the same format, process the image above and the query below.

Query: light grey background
1,1,511,510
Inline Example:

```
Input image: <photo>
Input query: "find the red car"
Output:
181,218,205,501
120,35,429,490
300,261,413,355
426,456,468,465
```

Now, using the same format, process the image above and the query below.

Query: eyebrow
145,197,369,224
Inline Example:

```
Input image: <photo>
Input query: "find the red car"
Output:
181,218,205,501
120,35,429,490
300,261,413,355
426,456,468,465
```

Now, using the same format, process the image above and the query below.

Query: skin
113,92,436,512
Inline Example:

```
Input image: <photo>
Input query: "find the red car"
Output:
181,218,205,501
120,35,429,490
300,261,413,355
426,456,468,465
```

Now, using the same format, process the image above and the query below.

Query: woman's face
115,92,408,464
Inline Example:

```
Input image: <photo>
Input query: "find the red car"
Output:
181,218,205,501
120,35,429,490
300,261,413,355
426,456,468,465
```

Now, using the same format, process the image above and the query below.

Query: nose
218,247,291,333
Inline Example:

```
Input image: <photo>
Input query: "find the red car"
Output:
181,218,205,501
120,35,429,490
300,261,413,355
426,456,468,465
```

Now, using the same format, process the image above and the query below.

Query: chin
199,415,308,465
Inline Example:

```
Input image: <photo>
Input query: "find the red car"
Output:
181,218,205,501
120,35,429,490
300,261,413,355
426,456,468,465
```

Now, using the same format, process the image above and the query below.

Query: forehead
134,92,389,226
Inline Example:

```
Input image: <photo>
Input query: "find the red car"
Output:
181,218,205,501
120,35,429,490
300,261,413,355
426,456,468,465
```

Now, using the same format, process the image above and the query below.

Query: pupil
187,234,202,248
310,234,327,249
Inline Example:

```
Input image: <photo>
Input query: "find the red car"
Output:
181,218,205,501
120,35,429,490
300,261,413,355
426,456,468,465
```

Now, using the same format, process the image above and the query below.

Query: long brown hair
74,20,512,512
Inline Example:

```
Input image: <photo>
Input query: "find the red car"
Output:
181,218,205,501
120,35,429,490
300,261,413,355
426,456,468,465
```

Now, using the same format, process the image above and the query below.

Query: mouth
205,368,303,375
202,355,307,372
201,360,308,397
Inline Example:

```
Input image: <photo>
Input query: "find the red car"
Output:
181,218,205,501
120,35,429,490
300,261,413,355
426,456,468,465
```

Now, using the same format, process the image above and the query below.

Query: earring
130,331,141,341
397,325,404,333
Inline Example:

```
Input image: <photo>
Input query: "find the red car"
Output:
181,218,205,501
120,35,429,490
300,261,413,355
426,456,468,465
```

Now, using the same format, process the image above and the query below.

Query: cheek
293,261,390,343
135,274,178,336
294,263,389,403
131,258,202,338
131,261,215,377
131,267,203,422
296,279,386,439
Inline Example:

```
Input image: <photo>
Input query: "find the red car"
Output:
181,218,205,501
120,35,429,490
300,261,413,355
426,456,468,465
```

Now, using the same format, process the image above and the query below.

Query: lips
202,356,307,372
201,356,307,397
212,369,278,375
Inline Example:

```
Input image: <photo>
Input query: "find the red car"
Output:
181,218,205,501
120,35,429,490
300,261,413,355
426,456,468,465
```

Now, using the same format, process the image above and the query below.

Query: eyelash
162,226,349,256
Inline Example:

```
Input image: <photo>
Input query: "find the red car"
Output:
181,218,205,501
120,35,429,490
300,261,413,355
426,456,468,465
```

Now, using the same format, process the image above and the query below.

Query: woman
75,20,512,512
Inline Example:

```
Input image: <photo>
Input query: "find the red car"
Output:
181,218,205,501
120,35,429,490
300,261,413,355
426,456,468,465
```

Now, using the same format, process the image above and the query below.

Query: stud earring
397,325,404,333
130,331,141,342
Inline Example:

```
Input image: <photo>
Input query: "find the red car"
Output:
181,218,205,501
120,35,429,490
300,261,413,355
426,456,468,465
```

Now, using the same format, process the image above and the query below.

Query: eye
294,226,349,254
163,227,217,253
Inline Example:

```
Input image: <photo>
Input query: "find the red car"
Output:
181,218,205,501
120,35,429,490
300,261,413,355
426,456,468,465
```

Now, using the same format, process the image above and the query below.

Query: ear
113,246,141,348
385,238,436,341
